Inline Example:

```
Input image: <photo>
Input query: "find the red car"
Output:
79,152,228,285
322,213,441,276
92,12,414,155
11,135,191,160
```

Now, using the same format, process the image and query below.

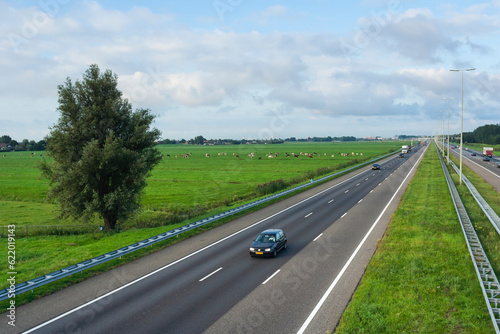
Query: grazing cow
206,153,210,157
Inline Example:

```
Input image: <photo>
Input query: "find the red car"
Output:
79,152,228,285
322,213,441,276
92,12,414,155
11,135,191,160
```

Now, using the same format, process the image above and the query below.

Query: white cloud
1,1,499,140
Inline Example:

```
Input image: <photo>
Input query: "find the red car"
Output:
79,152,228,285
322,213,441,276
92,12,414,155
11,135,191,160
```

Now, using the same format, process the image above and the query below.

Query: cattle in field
206,153,210,157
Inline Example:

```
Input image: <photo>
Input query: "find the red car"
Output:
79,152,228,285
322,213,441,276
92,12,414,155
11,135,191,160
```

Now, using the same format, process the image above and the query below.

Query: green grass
455,142,500,153
0,141,401,230
335,144,495,333
446,151,500,279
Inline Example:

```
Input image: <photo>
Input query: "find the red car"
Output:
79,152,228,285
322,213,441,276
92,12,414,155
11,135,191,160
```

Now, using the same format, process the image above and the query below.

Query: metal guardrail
437,143,500,332
0,151,398,301
448,161,500,236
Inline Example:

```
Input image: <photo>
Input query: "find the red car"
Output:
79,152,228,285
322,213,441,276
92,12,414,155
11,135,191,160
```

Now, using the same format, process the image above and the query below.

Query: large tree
39,64,162,230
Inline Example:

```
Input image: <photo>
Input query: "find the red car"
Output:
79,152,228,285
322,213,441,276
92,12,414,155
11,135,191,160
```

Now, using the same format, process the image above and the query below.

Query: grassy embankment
462,142,500,153
0,141,402,305
335,143,496,333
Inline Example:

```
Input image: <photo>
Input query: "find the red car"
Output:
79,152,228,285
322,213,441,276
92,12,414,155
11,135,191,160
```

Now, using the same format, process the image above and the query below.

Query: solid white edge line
25,163,374,333
313,233,323,242
358,199,363,203
262,270,281,285
296,145,427,334
199,267,223,282
341,213,347,218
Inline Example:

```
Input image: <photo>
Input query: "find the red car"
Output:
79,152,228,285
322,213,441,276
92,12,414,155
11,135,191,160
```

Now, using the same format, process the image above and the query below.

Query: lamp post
439,110,445,154
442,98,455,164
449,68,475,184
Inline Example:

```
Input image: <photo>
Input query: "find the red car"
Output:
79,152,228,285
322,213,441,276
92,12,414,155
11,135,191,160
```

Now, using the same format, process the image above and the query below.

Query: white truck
402,145,408,154
483,147,493,157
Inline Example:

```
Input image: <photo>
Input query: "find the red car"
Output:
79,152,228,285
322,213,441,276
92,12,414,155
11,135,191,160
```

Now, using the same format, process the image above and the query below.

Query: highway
11,145,426,334
445,146,500,192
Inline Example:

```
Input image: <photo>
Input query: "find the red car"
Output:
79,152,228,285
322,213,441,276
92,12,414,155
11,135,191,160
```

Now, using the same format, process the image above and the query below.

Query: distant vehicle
399,153,404,158
483,156,490,161
249,229,287,257
497,162,500,168
471,153,477,156
372,163,380,170
451,146,455,149
402,145,408,154
483,147,493,158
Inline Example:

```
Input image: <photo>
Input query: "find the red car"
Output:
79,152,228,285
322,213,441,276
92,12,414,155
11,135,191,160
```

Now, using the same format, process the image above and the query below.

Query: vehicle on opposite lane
249,229,287,257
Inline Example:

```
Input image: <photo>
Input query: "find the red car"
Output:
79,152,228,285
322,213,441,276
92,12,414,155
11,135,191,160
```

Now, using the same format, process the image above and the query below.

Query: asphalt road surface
4,145,427,334
446,146,500,192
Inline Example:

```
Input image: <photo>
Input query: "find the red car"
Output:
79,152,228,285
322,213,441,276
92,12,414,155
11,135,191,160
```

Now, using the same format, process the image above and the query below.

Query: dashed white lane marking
262,270,281,285
314,233,323,241
199,267,223,282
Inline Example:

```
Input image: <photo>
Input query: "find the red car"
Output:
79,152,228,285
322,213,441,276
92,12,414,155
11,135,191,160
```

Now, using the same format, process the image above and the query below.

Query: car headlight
265,248,271,252
250,248,255,251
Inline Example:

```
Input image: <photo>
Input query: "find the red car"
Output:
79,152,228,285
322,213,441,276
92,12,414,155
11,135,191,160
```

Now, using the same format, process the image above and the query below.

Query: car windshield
256,234,276,243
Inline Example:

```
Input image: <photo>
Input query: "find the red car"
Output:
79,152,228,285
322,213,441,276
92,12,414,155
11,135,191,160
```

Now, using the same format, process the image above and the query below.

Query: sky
1,0,499,141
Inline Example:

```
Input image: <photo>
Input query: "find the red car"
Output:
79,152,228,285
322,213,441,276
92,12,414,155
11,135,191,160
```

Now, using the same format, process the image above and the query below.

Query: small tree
39,64,162,230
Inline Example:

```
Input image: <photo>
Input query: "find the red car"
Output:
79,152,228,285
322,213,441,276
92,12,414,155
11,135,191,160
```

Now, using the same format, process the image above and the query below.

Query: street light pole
439,110,445,155
442,98,455,164
449,68,475,185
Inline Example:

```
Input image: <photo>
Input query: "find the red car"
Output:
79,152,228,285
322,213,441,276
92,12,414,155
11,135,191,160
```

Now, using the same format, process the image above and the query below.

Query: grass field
457,142,500,153
335,143,495,333
0,141,402,231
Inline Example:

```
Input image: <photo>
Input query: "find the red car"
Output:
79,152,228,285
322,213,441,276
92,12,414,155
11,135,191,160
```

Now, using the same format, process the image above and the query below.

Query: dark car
399,153,404,158
497,162,500,168
249,229,287,257
471,152,477,156
483,156,490,161
372,163,380,170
